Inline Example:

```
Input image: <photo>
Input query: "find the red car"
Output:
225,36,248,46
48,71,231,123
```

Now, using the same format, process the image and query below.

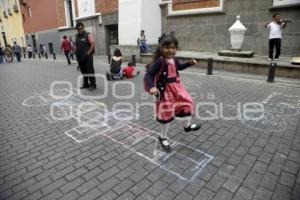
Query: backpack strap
156,56,165,78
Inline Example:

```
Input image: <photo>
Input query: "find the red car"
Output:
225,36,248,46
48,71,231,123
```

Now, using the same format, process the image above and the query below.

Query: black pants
78,55,96,87
269,38,281,59
64,51,71,65
15,52,21,62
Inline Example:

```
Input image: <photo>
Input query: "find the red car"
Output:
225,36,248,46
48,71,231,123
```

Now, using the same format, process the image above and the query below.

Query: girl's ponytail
152,45,162,62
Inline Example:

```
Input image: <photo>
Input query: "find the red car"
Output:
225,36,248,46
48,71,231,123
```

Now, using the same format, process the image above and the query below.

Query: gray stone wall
58,28,77,43
26,29,60,54
110,45,141,63
161,0,300,56
101,12,118,25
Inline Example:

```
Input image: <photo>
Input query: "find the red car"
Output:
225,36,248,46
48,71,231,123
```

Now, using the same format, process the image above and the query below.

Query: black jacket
144,57,192,98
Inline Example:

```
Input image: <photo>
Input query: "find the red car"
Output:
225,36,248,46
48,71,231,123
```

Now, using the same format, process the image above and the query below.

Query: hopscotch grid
64,120,214,182
23,89,214,182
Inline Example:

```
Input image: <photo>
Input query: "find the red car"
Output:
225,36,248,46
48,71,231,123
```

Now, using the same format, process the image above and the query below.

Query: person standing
75,22,97,91
61,35,71,65
69,36,76,60
265,13,288,61
39,44,44,56
42,44,47,54
27,44,33,58
12,42,21,62
4,45,13,63
144,35,201,152
0,45,4,63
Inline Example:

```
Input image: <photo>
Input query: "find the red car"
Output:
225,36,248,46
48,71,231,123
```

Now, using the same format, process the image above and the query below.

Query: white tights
160,116,193,139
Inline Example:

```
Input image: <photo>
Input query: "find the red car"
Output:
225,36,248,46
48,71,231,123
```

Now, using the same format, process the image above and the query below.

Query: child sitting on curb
122,62,140,78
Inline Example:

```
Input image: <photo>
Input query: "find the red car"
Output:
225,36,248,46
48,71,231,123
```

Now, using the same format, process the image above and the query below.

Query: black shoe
106,72,111,81
88,86,97,91
158,136,172,152
80,86,89,89
184,123,201,132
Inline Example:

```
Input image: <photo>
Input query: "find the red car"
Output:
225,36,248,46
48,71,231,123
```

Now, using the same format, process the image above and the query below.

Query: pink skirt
156,82,194,123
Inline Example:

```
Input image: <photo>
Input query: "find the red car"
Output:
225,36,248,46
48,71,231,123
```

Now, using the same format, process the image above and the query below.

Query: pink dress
156,58,194,123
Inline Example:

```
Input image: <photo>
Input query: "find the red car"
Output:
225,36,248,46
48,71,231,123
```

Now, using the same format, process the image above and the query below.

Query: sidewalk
23,53,300,88
175,51,299,68
140,51,300,79
27,52,299,68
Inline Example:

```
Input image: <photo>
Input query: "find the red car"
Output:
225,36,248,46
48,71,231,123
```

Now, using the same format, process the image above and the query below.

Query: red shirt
123,66,134,78
61,39,71,52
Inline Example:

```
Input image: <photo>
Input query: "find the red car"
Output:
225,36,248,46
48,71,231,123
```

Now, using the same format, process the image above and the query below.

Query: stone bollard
38,53,41,59
131,55,136,66
53,53,56,60
45,53,48,59
33,53,35,59
267,61,277,83
207,57,213,75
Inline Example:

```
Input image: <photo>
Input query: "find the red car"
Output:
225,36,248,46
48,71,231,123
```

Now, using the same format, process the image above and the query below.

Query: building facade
0,0,26,49
2,0,298,57
159,0,300,56
57,0,118,55
20,0,61,53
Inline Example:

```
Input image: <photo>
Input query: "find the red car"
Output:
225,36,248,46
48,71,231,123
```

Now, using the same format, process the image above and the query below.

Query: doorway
48,43,54,54
105,24,118,55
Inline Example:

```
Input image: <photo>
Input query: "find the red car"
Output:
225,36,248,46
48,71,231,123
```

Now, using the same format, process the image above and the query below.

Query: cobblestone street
0,58,299,200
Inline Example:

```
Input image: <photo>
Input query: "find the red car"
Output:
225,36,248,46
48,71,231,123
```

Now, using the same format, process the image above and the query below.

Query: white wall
141,0,161,44
119,0,161,45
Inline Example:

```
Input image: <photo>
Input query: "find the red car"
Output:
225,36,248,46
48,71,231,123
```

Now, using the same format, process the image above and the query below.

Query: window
27,7,31,17
173,0,220,11
1,0,6,10
67,0,73,27
64,0,74,27
22,13,25,22
168,0,224,16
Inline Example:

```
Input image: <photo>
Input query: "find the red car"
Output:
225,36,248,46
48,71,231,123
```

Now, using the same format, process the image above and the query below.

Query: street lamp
228,15,247,51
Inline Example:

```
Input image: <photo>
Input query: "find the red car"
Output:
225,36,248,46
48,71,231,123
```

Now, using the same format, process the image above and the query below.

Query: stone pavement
0,58,299,200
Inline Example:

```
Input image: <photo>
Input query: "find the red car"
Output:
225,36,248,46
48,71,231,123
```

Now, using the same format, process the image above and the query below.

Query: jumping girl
144,35,201,152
